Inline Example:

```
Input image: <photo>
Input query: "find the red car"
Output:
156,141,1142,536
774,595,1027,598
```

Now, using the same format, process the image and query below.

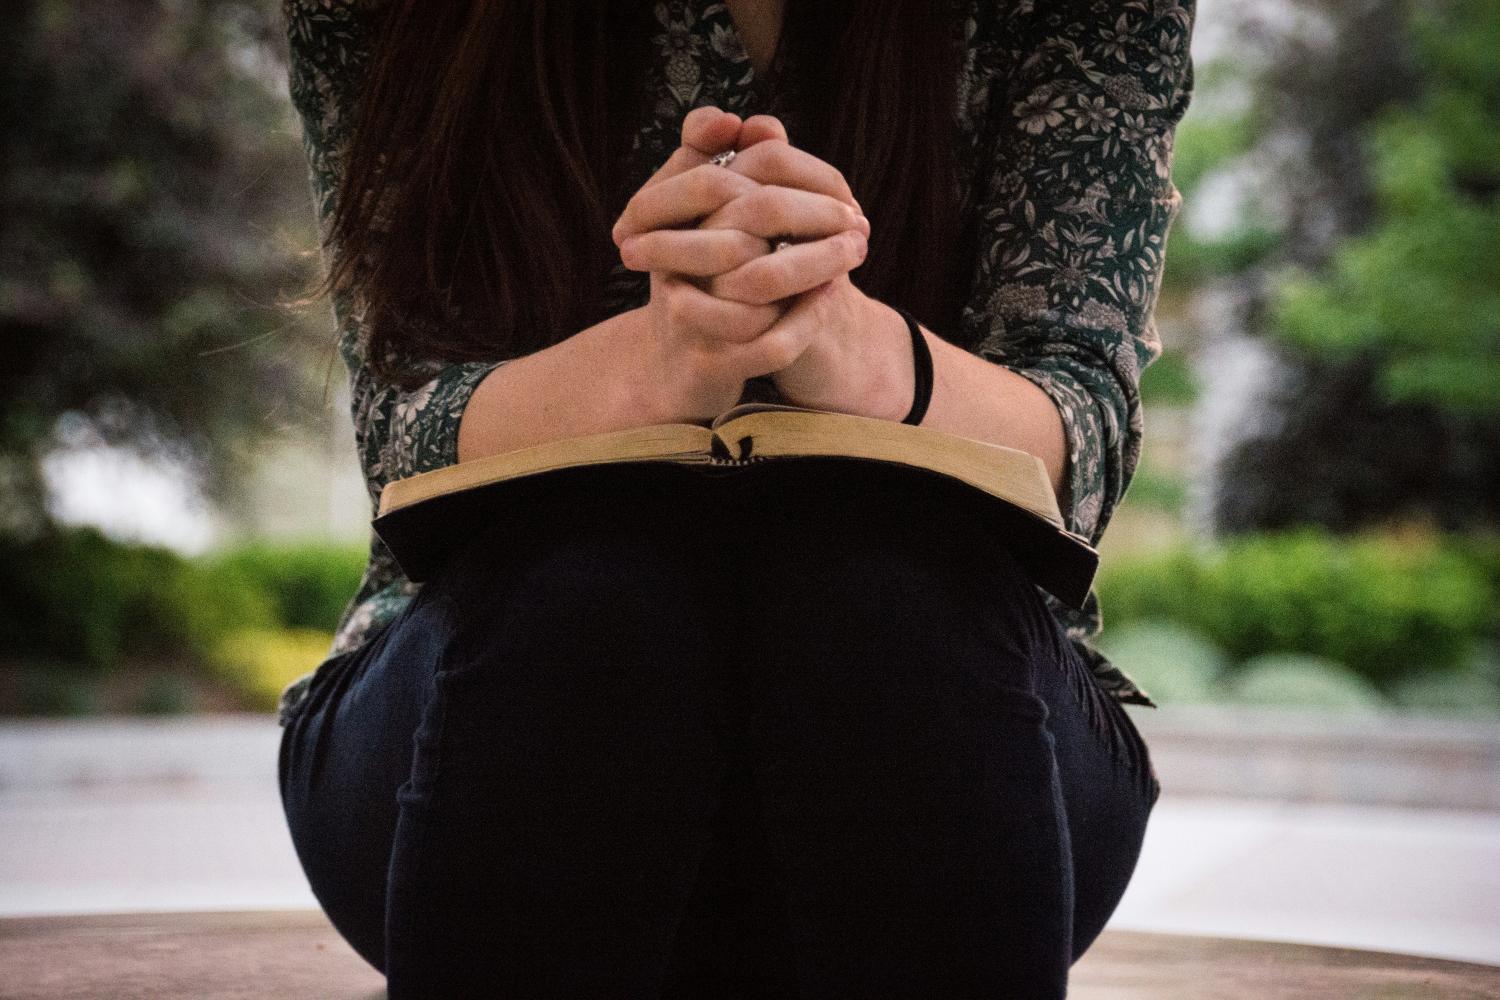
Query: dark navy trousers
278,460,1160,998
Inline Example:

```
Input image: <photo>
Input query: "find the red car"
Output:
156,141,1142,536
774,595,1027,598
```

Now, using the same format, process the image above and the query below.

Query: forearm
862,302,1070,507
456,305,661,463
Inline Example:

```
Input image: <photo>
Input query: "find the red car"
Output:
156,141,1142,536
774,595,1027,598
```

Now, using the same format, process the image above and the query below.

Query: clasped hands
610,106,912,425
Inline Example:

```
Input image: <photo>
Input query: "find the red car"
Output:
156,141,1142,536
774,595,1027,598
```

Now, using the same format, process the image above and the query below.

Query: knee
743,503,1056,692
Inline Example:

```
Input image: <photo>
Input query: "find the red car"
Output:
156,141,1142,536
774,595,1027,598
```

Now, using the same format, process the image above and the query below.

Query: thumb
735,113,789,149
683,105,743,157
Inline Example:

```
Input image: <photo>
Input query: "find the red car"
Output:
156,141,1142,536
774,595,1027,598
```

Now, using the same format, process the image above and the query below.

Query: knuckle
695,166,736,208
715,270,753,305
739,138,779,172
736,230,768,261
761,139,794,172
742,268,778,304
845,229,869,260
683,165,710,199
717,239,752,273
620,232,646,263
745,185,779,217
684,166,710,199
663,289,695,329
736,305,778,339
704,273,732,301
703,242,730,274
684,347,716,384
763,337,800,372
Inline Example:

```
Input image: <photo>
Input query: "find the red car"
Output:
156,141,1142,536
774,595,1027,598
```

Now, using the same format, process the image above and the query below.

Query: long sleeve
956,0,1195,547
284,0,509,509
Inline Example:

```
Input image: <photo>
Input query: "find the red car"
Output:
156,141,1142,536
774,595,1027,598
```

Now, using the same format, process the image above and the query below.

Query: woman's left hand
615,112,915,419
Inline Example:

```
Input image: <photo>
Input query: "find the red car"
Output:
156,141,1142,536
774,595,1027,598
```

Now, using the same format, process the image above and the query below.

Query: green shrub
0,526,149,668
16,665,103,717
148,558,278,662
1097,526,1496,692
131,675,195,716
201,541,365,632
0,526,273,670
0,527,364,676
1096,620,1230,703
208,627,335,711
1389,641,1500,717
1217,653,1389,713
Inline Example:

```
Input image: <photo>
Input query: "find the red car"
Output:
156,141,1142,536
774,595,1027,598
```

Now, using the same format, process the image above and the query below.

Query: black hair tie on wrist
893,305,933,426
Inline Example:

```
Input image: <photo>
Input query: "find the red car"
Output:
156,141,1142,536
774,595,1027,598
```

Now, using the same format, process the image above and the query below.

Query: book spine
708,432,768,465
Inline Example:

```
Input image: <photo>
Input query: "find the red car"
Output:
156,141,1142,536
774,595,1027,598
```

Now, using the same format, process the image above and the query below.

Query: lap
279,460,1157,981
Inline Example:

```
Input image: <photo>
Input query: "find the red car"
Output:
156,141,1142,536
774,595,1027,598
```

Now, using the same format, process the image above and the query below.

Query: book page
378,422,713,516
710,400,827,429
714,408,1066,530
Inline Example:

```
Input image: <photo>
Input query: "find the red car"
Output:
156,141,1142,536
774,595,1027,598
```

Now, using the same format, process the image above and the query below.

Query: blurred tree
1154,62,1282,290
0,0,326,536
1270,0,1500,416
1210,0,1500,534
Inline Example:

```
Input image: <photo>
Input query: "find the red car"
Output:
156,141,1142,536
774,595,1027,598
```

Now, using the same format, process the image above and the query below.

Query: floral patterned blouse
276,0,1195,726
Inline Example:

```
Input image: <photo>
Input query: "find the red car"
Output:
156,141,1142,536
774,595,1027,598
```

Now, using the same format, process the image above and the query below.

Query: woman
277,0,1192,996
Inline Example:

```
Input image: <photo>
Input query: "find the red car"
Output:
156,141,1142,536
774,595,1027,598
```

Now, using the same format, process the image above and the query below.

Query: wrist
609,305,673,427
863,298,917,422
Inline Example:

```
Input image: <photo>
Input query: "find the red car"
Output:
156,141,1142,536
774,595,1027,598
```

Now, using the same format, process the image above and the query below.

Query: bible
371,401,1100,609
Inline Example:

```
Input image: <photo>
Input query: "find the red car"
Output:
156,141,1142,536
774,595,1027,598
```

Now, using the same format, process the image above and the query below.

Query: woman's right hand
612,107,866,425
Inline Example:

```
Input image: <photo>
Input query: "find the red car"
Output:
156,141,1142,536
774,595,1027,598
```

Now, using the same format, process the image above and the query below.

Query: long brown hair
324,1,970,389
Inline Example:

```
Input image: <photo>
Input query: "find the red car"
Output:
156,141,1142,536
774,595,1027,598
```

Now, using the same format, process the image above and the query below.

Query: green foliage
0,526,275,670
1408,0,1500,109
208,627,335,712
1097,526,1496,692
203,541,366,632
1271,193,1500,414
1202,0,1500,536
0,526,362,713
0,527,365,677
1162,224,1281,286
1096,620,1230,703
1121,461,1187,515
1139,350,1199,406
1266,0,1500,417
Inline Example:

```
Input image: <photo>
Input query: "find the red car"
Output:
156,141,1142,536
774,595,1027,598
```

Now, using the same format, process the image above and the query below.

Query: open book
372,401,1100,609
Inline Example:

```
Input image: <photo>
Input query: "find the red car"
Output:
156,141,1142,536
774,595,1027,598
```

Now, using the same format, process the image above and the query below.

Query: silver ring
770,237,794,253
709,149,737,168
